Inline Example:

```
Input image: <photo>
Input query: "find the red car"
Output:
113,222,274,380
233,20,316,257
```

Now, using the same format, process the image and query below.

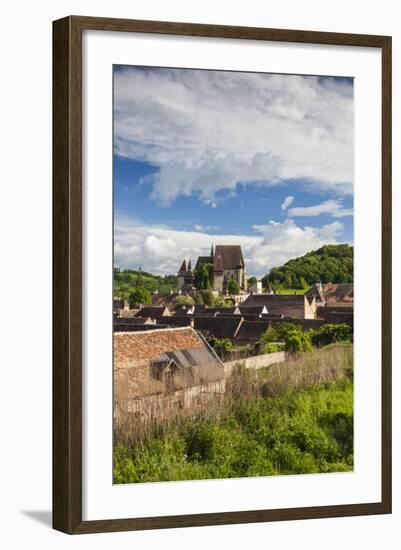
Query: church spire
187,260,192,272
210,243,214,257
179,259,187,273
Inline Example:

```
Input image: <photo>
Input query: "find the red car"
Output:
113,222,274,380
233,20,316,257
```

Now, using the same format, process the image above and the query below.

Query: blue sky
113,66,353,277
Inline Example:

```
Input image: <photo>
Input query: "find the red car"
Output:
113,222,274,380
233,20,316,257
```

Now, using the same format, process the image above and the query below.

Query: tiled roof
114,317,151,325
238,305,267,316
114,327,224,398
135,306,171,318
243,294,309,318
323,283,354,303
195,256,213,269
114,323,162,332
193,316,243,339
178,259,187,272
117,308,140,318
155,316,193,327
213,253,224,271
114,327,204,365
305,283,354,304
173,307,195,317
214,245,244,270
234,320,272,343
193,307,237,317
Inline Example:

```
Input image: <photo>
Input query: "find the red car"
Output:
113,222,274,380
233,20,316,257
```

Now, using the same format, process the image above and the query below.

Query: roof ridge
114,326,196,336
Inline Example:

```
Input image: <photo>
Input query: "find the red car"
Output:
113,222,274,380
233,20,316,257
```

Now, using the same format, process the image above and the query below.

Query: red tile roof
114,327,224,399
114,327,203,367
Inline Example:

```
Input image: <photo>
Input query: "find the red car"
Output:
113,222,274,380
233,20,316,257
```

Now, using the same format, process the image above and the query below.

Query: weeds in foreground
114,345,353,483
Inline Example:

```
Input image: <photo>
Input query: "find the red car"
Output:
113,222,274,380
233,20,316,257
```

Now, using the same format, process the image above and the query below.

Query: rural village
114,244,354,424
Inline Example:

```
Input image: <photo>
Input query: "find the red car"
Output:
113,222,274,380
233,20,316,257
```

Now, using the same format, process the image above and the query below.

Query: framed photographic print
53,16,392,534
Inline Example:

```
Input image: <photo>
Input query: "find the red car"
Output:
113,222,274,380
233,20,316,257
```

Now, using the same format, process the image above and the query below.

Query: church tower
177,260,187,290
177,259,194,290
212,253,224,293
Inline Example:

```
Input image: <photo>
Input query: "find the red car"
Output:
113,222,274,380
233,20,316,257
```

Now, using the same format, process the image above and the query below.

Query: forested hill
114,268,177,298
263,244,353,290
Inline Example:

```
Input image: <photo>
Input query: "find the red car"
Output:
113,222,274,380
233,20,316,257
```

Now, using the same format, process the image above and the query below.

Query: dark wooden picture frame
53,15,392,534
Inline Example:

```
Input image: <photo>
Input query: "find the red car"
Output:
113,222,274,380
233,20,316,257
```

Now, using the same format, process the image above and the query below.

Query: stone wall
223,351,286,377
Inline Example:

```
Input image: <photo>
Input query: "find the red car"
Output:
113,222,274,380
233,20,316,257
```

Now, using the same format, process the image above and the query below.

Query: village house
155,316,194,327
114,316,155,331
178,244,247,293
305,283,354,306
192,316,244,341
114,327,225,421
315,304,354,327
134,305,171,318
243,294,316,320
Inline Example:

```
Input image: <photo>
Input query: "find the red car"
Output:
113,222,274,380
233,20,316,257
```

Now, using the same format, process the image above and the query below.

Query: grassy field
114,345,353,483
274,288,306,295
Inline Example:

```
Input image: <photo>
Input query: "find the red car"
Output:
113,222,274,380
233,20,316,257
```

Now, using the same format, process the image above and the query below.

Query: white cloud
193,224,219,232
288,199,353,218
114,216,344,277
114,68,354,205
281,196,294,210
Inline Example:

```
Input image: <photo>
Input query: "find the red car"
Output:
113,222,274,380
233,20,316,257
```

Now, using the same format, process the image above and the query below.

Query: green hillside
263,244,353,290
114,268,177,299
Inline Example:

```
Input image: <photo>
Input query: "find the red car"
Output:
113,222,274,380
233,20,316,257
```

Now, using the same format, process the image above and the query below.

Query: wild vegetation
259,322,352,354
263,244,353,290
114,344,353,483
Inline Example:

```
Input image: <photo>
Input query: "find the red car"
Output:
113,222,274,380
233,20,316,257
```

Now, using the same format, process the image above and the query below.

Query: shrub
283,330,312,353
262,342,285,354
260,323,312,353
202,290,215,307
193,292,204,305
213,338,233,358
259,325,278,345
174,295,194,307
311,323,352,347
214,296,232,308
227,279,240,295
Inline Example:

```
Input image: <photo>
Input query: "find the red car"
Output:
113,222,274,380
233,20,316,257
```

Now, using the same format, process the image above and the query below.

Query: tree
263,244,353,289
136,270,144,288
194,263,214,290
128,287,151,308
202,290,214,307
247,276,257,286
174,295,194,307
227,279,240,295
274,322,312,353
295,276,307,290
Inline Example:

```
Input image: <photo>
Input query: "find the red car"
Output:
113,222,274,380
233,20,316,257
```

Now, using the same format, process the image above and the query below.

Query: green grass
114,377,353,483
274,288,306,295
